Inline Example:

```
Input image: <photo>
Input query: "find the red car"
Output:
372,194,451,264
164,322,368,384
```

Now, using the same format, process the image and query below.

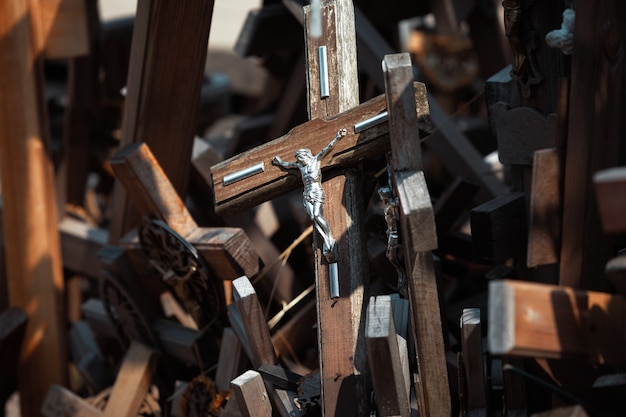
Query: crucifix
272,128,347,297
209,3,431,415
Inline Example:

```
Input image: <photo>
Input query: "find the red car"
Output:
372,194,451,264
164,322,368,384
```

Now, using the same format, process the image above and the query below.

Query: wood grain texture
108,0,215,243
110,142,198,237
488,279,625,364
186,228,260,280
231,370,272,417
33,0,89,58
102,341,157,417
210,84,431,215
559,0,625,290
366,295,410,417
232,276,278,368
0,2,68,415
527,148,562,267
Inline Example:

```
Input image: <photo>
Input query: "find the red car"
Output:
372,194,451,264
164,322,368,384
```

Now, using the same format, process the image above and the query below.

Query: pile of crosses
2,0,626,416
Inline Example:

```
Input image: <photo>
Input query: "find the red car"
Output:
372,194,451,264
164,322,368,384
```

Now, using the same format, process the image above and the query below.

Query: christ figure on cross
272,128,347,264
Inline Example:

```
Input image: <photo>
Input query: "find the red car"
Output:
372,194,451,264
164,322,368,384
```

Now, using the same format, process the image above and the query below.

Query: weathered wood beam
365,295,410,417
527,148,562,267
231,370,272,417
488,279,625,364
0,2,68,414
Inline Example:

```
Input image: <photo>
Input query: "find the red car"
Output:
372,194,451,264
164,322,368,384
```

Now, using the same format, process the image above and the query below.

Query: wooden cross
109,142,262,331
382,52,452,416
209,2,431,415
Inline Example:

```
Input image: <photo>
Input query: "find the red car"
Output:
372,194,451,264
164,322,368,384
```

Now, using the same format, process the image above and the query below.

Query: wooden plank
33,0,89,58
42,384,103,417
108,0,216,243
231,276,304,417
231,370,272,417
383,53,451,416
559,0,625,290
103,341,157,417
460,308,487,416
593,166,626,234
365,295,410,417
0,2,68,415
110,142,199,237
488,279,625,364
527,148,562,267
232,276,278,368
215,327,248,392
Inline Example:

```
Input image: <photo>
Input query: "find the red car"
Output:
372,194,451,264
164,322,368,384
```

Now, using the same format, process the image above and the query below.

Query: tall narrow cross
383,52,452,415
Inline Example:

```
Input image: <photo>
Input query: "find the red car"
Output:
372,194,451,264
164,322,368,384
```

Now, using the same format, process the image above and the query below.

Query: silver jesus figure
272,128,347,264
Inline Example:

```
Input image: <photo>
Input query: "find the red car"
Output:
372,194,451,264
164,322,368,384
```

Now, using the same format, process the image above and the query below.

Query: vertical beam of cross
383,52,452,416
303,1,371,415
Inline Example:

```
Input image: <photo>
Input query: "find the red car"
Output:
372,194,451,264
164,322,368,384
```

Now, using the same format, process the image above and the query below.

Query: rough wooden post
0,1,68,415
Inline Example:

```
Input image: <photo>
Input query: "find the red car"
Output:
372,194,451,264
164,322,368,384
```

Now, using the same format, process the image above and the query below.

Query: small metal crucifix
272,128,347,298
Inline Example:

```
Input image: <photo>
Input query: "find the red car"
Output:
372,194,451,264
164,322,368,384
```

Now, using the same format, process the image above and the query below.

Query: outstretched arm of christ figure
317,128,347,160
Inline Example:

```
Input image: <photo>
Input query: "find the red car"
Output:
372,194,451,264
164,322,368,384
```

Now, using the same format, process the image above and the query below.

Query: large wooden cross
210,3,429,416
